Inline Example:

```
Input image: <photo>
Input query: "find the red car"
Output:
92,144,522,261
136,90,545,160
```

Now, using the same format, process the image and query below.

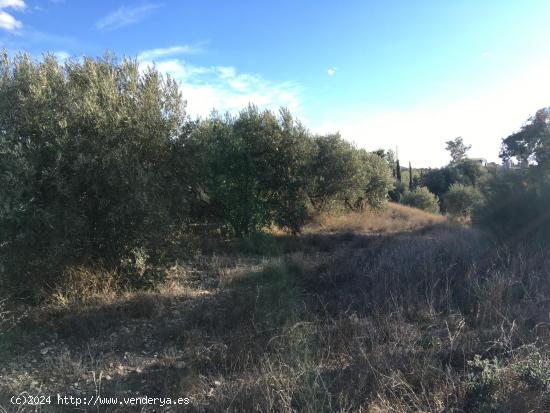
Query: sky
2,0,550,166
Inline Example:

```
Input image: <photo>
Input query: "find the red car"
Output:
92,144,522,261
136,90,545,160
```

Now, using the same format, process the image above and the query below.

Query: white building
469,158,487,166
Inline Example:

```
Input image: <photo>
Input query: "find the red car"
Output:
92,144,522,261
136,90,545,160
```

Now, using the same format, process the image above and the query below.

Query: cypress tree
409,162,413,190
396,159,402,182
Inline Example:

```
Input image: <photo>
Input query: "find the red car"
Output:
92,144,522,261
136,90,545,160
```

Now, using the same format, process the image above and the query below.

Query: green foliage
422,168,450,198
360,151,394,210
501,107,550,166
396,159,402,182
474,166,550,243
400,187,440,213
475,107,550,243
454,159,486,187
190,106,316,236
191,110,273,236
408,161,413,190
0,51,395,296
118,247,163,289
388,180,406,202
372,148,397,177
423,159,486,198
308,134,360,209
446,137,471,164
465,355,501,411
0,52,185,293
308,135,392,212
513,347,550,391
442,183,485,218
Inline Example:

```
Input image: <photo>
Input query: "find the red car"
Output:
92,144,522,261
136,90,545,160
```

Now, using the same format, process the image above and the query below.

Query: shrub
422,167,451,198
400,187,440,213
0,51,393,297
474,167,550,244
423,160,486,198
194,114,393,236
388,180,406,202
360,151,394,210
442,183,484,218
308,135,392,212
191,107,317,236
465,355,501,411
0,52,185,294
308,134,364,210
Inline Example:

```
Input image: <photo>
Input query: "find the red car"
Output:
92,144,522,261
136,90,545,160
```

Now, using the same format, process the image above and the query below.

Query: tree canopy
445,137,471,164
0,51,394,294
500,107,550,167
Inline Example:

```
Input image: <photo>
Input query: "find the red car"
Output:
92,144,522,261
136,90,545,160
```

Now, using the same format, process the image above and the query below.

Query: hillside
2,204,549,412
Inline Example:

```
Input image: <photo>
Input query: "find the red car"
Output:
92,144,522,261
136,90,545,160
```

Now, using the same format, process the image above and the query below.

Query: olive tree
401,187,440,213
0,52,186,291
191,106,316,236
442,183,484,218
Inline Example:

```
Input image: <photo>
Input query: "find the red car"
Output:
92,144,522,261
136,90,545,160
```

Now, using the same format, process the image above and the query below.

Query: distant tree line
475,108,550,242
374,139,486,217
379,114,550,244
0,52,393,294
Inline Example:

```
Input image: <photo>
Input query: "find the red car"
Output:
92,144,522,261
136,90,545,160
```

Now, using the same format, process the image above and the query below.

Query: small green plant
465,355,501,411
400,186,440,213
119,247,163,289
513,348,550,392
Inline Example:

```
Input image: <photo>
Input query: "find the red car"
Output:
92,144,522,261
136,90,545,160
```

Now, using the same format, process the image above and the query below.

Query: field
1,203,550,412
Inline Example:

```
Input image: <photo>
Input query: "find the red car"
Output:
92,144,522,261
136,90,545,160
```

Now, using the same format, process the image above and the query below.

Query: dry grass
2,203,550,412
307,203,446,234
50,265,120,308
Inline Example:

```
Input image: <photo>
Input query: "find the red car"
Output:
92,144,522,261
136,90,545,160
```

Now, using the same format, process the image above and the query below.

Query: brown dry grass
307,203,446,234
2,203,550,412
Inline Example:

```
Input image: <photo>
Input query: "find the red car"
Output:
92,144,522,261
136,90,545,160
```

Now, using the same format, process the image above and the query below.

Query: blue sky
2,0,550,166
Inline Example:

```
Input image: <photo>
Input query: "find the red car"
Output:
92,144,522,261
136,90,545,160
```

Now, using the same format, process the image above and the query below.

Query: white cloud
96,4,161,31
0,9,21,30
154,59,210,81
313,59,550,167
136,45,202,61
218,66,236,79
137,48,303,118
327,67,337,76
0,0,25,10
0,0,24,31
54,50,70,61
